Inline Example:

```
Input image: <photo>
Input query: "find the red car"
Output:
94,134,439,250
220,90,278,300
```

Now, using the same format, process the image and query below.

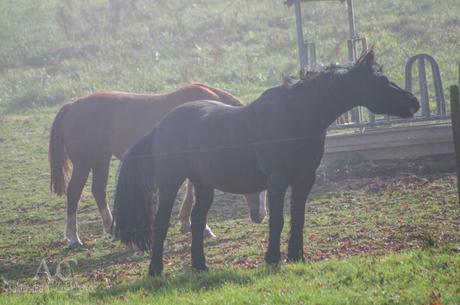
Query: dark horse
113,50,420,276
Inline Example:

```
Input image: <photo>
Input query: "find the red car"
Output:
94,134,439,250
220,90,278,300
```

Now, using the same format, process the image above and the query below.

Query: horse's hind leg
178,179,193,233
149,179,184,276
179,179,215,238
65,162,91,248
191,183,214,271
91,157,113,235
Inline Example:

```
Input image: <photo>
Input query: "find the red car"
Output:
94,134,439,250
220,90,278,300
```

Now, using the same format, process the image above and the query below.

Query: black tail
113,131,157,251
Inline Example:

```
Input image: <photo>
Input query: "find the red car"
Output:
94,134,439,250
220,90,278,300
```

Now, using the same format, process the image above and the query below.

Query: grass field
0,109,459,304
1,0,460,304
0,0,459,113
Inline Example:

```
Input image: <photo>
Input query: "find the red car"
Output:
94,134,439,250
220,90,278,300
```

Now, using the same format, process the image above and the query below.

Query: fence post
450,84,460,205
294,0,308,72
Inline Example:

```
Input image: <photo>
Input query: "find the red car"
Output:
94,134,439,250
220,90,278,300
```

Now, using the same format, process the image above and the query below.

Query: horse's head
348,50,420,118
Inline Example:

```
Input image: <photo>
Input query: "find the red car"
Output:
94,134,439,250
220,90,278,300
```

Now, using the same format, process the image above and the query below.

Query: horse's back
60,88,215,161
154,100,266,193
61,92,162,161
155,100,239,137
153,100,237,150
60,84,241,163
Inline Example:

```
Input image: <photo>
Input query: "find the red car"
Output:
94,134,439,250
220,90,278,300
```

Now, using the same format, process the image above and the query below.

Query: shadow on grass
0,242,146,282
90,265,281,300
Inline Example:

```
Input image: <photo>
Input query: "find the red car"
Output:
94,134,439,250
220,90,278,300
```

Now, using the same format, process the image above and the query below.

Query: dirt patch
317,153,456,184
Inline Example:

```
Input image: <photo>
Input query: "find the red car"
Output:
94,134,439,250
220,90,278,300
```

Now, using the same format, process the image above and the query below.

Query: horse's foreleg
265,176,288,265
190,184,214,271
149,180,183,276
179,179,215,238
65,163,91,248
91,158,113,235
287,173,315,262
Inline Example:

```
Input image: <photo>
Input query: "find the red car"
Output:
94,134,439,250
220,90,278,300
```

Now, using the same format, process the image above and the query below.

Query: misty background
0,0,458,111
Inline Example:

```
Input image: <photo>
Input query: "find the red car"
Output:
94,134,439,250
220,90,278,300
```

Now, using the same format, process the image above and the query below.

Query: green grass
1,108,459,304
0,0,459,113
2,250,460,305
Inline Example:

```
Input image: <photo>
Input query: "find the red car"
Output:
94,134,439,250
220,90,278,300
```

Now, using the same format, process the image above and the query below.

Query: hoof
287,255,305,263
287,244,305,262
265,253,281,265
192,264,209,272
181,223,216,238
265,259,281,266
148,265,163,277
204,226,216,239
148,269,163,277
104,228,114,237
68,241,84,250
180,222,191,234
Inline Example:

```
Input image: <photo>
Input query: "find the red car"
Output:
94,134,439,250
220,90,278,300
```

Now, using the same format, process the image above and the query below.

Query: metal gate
287,0,450,130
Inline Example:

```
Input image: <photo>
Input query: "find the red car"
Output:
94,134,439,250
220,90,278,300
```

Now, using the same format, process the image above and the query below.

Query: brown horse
49,83,266,247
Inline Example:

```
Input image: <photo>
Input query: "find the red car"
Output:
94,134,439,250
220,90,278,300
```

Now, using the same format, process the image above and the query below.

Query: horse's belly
212,171,267,194
191,150,266,194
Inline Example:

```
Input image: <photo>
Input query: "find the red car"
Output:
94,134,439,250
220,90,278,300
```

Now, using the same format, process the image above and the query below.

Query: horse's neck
247,82,357,139
300,81,356,131
310,99,354,131
248,90,302,139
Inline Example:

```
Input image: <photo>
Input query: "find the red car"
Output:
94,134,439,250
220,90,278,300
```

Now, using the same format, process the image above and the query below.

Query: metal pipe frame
294,0,308,70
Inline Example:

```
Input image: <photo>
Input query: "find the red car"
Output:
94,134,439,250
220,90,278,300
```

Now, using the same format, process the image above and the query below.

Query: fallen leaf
430,290,442,305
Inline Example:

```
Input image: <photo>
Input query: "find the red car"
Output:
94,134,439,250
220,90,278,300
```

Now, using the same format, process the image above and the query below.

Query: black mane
280,65,348,93
283,60,383,91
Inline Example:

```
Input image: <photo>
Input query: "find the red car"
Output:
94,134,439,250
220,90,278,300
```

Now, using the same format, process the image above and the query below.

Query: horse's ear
353,48,375,72
282,73,290,88
281,74,298,89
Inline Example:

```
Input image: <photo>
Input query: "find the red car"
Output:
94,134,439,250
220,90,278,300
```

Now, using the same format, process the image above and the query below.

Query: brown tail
49,103,72,196
193,83,244,107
